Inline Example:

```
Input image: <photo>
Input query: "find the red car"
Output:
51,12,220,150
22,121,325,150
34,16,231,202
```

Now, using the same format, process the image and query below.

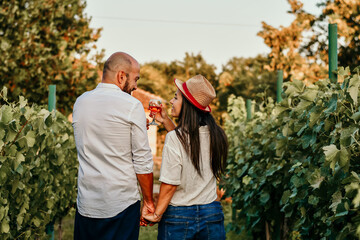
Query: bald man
72,52,155,239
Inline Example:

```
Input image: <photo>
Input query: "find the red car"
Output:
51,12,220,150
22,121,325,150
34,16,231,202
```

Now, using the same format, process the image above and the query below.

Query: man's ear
116,71,127,88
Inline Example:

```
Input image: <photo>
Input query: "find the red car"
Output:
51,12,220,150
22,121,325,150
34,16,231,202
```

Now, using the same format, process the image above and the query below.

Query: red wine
149,106,161,113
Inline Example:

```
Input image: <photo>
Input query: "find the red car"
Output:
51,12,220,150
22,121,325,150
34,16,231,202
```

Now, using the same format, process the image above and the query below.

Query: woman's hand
149,104,168,124
144,212,162,223
149,104,176,132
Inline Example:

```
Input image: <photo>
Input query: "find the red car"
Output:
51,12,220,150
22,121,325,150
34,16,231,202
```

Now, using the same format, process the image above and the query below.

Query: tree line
1,0,360,119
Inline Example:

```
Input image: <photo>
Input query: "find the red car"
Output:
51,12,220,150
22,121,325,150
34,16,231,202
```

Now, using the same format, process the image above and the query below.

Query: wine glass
149,99,162,126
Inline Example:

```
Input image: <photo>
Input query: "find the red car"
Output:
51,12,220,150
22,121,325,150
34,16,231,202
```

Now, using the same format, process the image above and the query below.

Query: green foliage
217,55,277,112
0,0,104,114
223,67,360,239
0,87,77,239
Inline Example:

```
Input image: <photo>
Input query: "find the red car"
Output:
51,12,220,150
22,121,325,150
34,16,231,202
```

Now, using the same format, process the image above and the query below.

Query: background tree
308,0,360,70
139,52,218,103
138,53,277,124
0,0,103,114
258,0,360,83
217,55,277,113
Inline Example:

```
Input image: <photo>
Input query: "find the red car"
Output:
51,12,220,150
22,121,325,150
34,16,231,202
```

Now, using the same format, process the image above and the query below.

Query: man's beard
123,80,134,94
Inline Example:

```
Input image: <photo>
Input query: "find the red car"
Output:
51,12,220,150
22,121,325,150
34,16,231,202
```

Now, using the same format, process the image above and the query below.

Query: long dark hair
175,95,228,180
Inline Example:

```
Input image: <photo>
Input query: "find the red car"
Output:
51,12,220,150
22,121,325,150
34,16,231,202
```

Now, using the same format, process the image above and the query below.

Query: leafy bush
223,67,360,239
0,87,77,239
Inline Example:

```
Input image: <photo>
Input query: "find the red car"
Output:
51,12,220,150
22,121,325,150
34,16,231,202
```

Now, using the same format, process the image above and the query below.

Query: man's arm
130,102,156,220
137,173,155,218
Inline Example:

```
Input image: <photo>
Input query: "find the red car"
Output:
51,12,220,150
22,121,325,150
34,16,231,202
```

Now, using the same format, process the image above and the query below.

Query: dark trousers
74,201,140,240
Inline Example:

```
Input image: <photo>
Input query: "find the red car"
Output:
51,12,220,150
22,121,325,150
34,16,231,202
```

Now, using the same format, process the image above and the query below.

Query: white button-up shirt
72,83,153,218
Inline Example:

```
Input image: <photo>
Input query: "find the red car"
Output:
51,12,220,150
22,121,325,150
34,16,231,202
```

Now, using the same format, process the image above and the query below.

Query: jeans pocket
164,221,189,240
206,214,225,240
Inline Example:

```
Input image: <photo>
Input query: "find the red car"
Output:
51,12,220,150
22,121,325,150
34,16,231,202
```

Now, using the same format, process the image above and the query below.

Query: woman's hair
175,95,228,180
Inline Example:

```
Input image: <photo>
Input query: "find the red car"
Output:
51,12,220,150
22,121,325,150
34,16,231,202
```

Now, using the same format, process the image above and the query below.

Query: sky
84,0,322,72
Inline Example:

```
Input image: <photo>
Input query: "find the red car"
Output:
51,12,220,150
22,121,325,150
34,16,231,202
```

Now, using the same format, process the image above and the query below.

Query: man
72,52,154,239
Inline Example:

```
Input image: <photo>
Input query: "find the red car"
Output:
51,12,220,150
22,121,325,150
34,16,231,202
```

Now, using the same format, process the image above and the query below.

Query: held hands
140,200,155,227
143,212,162,223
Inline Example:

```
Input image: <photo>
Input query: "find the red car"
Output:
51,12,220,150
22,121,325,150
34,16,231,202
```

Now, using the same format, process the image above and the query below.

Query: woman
144,74,228,240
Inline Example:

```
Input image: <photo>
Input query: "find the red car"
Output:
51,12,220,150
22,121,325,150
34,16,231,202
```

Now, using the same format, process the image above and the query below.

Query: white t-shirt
72,83,153,218
159,126,217,206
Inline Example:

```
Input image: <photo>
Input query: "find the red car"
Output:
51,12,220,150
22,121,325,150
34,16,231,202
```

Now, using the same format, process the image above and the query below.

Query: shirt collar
96,83,122,91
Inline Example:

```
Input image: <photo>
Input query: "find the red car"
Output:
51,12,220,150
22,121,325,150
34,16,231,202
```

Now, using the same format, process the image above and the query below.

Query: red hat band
182,82,211,112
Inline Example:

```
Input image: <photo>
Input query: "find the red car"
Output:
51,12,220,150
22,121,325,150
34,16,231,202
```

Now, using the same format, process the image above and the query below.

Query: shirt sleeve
159,132,182,185
129,101,153,174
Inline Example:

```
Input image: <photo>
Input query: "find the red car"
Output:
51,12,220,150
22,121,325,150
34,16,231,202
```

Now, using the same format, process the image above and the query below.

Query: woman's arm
150,105,176,132
144,182,177,222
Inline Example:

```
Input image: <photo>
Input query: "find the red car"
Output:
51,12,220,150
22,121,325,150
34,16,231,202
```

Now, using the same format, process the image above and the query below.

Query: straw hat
174,75,216,112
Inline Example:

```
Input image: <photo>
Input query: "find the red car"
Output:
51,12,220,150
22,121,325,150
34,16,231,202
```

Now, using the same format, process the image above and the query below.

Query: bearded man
72,52,154,239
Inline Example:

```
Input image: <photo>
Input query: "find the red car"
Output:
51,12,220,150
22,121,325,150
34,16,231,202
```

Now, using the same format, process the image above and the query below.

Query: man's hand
140,200,155,226
143,212,162,223
146,118,150,130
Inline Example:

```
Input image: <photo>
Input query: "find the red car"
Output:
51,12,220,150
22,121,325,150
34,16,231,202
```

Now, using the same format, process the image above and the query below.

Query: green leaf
335,202,349,217
260,192,270,204
281,190,291,204
295,100,313,112
291,175,304,188
1,220,10,233
324,94,338,114
339,148,349,170
242,175,251,185
0,129,5,140
1,87,7,101
1,105,13,124
308,169,325,189
15,164,24,174
14,152,25,170
351,111,360,121
0,40,11,51
323,144,339,160
300,89,318,102
347,74,360,105
352,188,360,208
338,66,350,76
330,191,342,213
351,171,360,182
275,138,287,157
25,131,36,147
323,144,340,171
340,126,358,147
274,106,288,115
308,195,319,206
17,215,24,226
19,96,27,109
32,217,41,227
0,207,4,221
309,111,321,128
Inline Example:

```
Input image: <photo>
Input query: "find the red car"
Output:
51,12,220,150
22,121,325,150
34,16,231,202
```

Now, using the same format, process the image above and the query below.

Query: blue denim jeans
157,201,225,240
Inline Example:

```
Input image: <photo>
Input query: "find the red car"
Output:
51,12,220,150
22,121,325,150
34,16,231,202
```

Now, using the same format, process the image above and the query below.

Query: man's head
102,52,140,94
